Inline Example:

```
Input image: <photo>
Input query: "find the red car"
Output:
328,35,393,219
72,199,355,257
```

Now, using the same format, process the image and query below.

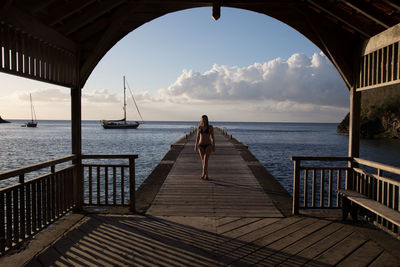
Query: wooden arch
1,0,400,159
1,1,399,89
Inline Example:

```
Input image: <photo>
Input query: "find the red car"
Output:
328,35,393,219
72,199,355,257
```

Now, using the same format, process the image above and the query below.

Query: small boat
101,76,143,129
23,94,38,127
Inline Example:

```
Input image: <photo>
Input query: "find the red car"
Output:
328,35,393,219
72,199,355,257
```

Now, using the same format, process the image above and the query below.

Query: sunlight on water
1,121,400,194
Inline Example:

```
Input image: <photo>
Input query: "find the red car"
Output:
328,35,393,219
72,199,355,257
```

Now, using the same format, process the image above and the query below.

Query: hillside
337,85,400,139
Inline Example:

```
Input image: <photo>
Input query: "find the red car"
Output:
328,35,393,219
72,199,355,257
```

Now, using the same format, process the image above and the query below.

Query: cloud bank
161,52,348,107
10,52,349,121
19,88,70,102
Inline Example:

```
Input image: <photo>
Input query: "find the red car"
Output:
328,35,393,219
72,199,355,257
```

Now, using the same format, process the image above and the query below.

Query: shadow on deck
16,213,400,266
1,129,400,266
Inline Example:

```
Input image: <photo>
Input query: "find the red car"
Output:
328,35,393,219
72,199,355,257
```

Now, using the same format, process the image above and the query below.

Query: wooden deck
146,129,283,217
4,130,400,266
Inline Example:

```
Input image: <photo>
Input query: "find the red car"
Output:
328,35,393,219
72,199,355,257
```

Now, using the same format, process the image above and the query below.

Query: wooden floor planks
14,129,400,266
146,130,283,218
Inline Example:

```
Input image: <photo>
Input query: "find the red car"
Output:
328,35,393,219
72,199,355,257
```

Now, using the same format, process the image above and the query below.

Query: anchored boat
101,76,143,129
23,93,38,128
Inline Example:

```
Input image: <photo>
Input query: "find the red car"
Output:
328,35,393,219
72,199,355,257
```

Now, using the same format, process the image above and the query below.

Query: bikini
199,126,211,150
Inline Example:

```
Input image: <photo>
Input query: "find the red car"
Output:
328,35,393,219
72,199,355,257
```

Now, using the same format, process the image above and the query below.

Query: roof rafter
47,0,97,27
306,0,377,38
0,5,78,53
56,0,126,36
380,0,400,13
31,0,58,14
341,0,394,29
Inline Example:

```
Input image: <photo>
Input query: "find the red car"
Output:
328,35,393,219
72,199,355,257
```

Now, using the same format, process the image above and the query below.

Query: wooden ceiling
1,0,400,87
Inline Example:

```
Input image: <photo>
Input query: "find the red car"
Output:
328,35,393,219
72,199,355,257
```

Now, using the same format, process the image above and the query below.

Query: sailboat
101,76,143,129
23,93,38,127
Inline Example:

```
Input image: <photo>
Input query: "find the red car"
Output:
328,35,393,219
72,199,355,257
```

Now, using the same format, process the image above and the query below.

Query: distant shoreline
2,119,340,124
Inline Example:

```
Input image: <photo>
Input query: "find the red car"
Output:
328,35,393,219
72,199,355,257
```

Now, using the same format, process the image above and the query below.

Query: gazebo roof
1,0,400,88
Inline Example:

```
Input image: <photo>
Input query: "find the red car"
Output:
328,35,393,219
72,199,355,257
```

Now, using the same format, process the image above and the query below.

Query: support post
71,86,82,211
348,85,361,158
292,159,300,215
348,85,361,190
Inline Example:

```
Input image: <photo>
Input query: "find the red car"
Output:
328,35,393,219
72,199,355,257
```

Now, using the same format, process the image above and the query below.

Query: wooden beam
78,1,193,85
31,0,58,14
55,0,126,36
362,22,400,55
348,85,361,158
70,16,111,43
341,0,394,29
306,0,376,38
0,6,78,53
46,0,97,27
381,0,400,12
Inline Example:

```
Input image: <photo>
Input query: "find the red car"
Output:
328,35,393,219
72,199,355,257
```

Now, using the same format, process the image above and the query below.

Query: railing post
0,193,4,254
347,158,356,190
129,156,136,212
292,158,300,215
19,174,25,240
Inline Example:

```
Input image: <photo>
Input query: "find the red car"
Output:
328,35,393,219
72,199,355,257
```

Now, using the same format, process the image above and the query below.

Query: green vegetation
363,97,400,116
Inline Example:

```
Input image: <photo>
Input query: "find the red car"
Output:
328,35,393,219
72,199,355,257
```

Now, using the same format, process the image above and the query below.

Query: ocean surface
1,120,400,194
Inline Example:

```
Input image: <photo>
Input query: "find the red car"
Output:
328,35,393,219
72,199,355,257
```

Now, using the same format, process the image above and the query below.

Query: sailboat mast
30,93,34,123
123,76,127,122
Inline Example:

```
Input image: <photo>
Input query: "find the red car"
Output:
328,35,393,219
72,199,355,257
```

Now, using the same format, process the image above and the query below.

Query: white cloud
161,52,348,108
78,52,348,122
0,53,349,122
83,89,120,103
18,88,70,102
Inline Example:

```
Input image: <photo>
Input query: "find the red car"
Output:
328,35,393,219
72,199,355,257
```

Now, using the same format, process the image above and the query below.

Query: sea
1,120,400,194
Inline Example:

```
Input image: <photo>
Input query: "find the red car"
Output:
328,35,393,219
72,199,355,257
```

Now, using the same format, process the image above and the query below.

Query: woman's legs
198,147,206,178
198,146,212,179
203,146,212,179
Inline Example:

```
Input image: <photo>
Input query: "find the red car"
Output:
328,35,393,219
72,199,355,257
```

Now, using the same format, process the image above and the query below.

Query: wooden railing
292,156,400,237
81,154,138,211
351,158,400,235
0,154,139,255
0,155,76,255
292,156,352,214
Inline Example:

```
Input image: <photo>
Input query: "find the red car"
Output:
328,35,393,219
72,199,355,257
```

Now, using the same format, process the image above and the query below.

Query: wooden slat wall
358,41,400,91
0,22,77,88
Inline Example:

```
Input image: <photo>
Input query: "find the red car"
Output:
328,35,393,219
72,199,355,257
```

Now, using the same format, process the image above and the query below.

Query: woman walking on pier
195,115,215,180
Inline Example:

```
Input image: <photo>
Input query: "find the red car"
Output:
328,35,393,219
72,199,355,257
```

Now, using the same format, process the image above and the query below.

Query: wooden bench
337,189,400,228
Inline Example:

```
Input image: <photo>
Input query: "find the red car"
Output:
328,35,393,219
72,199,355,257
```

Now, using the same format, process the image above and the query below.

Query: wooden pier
2,129,400,266
146,128,283,218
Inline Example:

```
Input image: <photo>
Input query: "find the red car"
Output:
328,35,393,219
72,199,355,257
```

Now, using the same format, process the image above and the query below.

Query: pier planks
146,130,283,217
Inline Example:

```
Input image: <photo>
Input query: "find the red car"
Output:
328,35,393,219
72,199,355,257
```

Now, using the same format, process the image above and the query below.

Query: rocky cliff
337,86,400,139
0,116,10,123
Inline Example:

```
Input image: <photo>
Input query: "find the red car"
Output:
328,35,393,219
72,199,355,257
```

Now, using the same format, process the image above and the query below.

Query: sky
0,7,349,122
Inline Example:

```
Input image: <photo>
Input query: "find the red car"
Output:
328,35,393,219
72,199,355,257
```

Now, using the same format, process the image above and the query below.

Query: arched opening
0,7,353,191
2,7,400,193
